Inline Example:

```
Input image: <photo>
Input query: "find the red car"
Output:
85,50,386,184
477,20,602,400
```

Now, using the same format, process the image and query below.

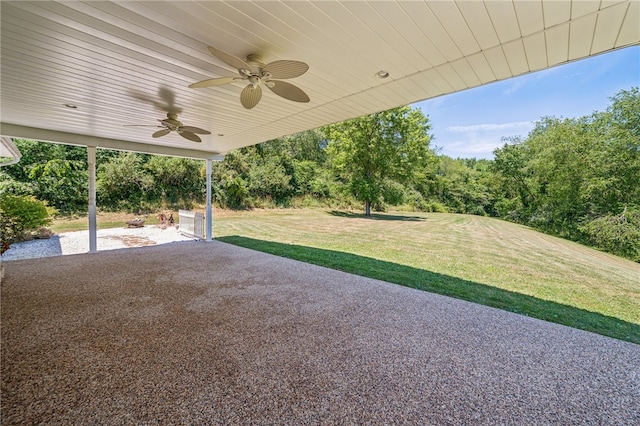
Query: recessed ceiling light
217,133,224,137
375,70,390,79
63,103,78,109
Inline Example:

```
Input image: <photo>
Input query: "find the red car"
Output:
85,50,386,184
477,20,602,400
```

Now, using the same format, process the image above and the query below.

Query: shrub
580,208,640,262
220,175,251,209
308,174,333,199
424,200,448,213
0,171,34,196
0,193,55,254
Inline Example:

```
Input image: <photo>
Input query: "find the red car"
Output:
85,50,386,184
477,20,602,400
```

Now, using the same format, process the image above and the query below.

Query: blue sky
413,45,640,159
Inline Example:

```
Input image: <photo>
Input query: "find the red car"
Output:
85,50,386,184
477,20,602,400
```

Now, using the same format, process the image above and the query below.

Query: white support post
87,146,97,252
206,159,212,242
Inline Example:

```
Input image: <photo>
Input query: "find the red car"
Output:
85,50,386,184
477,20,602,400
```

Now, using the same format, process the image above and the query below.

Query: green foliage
2,140,88,214
0,193,54,253
145,156,204,209
432,157,494,216
28,158,88,214
326,106,435,215
212,130,333,208
0,141,208,215
0,170,34,196
380,178,406,206
221,175,250,209
212,150,254,209
491,87,640,260
491,137,534,220
97,152,155,213
247,157,291,200
291,160,332,198
608,87,640,137
271,129,328,164
580,209,640,262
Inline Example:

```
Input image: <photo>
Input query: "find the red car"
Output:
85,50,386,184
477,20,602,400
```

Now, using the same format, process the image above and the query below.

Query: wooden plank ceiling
1,1,638,158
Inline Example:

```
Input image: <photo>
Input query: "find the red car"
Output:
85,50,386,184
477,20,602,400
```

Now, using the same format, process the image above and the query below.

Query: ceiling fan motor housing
162,113,183,129
244,54,271,89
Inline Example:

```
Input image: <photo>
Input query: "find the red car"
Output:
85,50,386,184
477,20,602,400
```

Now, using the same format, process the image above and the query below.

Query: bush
580,208,640,262
219,175,251,209
423,200,448,213
404,190,450,213
0,193,55,254
0,171,34,196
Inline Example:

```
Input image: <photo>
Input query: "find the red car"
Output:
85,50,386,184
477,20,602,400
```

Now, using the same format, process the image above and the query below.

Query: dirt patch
100,235,156,247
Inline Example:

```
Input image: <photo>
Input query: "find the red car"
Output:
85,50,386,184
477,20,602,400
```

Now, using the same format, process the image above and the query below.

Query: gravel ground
0,226,196,261
2,241,639,425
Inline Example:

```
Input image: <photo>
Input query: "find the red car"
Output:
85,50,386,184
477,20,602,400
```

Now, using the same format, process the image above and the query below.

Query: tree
326,106,434,215
211,149,252,209
97,152,154,213
28,158,88,214
145,156,204,208
261,129,331,198
211,131,333,208
587,87,640,215
263,129,328,164
490,87,640,258
491,137,535,222
1,139,88,215
433,156,495,216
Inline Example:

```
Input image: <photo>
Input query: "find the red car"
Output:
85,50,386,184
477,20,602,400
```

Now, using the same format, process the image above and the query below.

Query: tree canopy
325,106,435,215
492,87,640,259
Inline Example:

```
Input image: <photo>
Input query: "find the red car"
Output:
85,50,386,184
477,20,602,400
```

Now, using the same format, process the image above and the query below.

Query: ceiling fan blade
152,129,171,138
263,60,309,79
240,85,262,109
267,80,310,103
179,131,202,143
207,46,251,71
180,126,211,135
189,76,240,88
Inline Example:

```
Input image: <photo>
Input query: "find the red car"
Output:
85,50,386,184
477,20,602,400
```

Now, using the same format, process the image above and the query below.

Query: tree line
1,88,638,261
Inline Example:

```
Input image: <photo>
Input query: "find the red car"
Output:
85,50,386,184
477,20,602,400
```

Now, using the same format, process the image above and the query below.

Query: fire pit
125,218,145,228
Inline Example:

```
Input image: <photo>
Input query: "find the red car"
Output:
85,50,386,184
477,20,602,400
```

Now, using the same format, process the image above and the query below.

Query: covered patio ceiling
1,1,638,159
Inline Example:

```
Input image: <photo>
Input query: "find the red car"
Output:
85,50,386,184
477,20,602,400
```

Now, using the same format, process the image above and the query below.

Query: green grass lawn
52,208,640,343
208,208,639,344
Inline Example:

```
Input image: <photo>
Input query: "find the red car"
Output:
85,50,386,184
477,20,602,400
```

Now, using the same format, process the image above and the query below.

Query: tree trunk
365,200,371,216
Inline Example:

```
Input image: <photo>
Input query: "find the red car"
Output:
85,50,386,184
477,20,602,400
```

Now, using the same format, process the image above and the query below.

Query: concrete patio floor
1,241,638,424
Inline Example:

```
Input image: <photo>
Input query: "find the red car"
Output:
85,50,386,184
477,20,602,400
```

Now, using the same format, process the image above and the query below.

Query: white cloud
438,121,536,159
437,138,505,158
504,79,526,95
447,121,534,133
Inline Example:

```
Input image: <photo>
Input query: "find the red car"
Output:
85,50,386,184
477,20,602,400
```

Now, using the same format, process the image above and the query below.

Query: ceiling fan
190,46,310,109
126,113,211,142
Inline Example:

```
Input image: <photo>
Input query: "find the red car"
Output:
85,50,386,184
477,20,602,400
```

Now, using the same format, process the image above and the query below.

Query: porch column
205,158,212,242
87,146,97,252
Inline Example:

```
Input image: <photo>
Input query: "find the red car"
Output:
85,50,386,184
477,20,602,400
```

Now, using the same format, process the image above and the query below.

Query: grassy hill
209,209,639,344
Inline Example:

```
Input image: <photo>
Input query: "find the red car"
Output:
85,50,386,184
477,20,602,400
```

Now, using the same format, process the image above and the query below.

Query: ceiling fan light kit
190,46,310,109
